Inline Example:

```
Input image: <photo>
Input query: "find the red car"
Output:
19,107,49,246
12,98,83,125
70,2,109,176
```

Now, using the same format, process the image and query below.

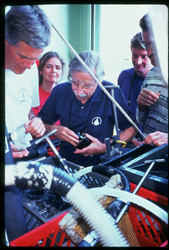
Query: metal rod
132,161,155,194
45,137,72,175
34,128,72,175
110,87,120,141
109,85,121,155
34,129,57,144
39,5,145,140
115,160,156,224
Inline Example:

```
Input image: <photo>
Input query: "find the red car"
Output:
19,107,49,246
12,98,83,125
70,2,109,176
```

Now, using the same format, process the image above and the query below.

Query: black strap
110,135,118,146
127,71,136,106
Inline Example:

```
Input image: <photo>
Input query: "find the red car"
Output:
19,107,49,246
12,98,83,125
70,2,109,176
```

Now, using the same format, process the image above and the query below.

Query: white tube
73,166,93,179
5,165,15,186
89,187,168,224
66,181,129,247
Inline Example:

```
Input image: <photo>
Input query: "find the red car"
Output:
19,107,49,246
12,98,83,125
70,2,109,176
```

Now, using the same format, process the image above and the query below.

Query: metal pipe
115,159,166,224
35,129,72,175
111,88,120,142
35,129,57,144
105,85,121,154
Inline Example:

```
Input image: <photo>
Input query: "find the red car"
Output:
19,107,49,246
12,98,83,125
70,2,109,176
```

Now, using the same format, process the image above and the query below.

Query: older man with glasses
136,13,168,146
39,50,137,167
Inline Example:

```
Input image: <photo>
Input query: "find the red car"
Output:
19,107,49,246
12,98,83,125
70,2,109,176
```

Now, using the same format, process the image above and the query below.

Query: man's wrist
30,116,42,121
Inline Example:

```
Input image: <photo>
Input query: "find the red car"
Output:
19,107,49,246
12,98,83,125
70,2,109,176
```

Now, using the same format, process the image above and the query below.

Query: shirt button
81,106,84,109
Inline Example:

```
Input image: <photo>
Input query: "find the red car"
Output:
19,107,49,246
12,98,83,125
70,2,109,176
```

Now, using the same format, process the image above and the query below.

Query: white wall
40,4,70,83
7,4,165,85
100,4,149,84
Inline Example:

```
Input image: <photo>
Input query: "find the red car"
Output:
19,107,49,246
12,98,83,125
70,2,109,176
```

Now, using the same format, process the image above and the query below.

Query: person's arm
28,108,38,120
136,88,160,127
24,109,46,138
119,125,137,142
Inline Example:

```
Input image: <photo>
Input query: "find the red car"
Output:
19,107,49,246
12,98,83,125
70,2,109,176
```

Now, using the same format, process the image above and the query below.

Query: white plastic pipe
89,187,168,224
66,181,129,246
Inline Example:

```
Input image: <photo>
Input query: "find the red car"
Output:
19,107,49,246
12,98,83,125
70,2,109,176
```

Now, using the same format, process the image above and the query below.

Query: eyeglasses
141,41,154,50
69,77,94,89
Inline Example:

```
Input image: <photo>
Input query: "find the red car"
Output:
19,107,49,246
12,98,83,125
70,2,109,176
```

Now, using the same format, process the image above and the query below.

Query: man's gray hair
5,5,51,49
68,50,105,81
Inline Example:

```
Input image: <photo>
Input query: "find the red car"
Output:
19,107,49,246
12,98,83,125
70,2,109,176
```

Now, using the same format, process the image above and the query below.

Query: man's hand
143,131,168,146
74,133,106,157
43,123,79,146
137,88,159,111
24,117,46,138
55,125,79,147
10,142,29,158
131,138,142,147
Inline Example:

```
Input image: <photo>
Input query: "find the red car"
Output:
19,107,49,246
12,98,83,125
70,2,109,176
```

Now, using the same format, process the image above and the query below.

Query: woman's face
40,57,63,84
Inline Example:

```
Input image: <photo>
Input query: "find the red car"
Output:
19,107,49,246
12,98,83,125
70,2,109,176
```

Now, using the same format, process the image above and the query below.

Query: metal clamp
116,140,127,148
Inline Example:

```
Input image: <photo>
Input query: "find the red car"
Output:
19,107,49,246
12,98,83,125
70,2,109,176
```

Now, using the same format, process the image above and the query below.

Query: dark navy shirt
118,68,145,117
118,68,145,135
39,80,136,166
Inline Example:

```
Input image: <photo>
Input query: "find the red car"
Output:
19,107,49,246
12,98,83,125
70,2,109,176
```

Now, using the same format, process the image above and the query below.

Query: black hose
13,161,129,246
15,161,76,197
51,165,75,197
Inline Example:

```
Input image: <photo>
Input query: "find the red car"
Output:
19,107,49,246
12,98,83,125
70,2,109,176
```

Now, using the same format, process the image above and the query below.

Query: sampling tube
5,161,129,247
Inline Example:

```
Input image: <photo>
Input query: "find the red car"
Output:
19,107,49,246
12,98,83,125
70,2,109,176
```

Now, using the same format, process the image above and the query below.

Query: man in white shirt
5,5,52,242
5,5,51,152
